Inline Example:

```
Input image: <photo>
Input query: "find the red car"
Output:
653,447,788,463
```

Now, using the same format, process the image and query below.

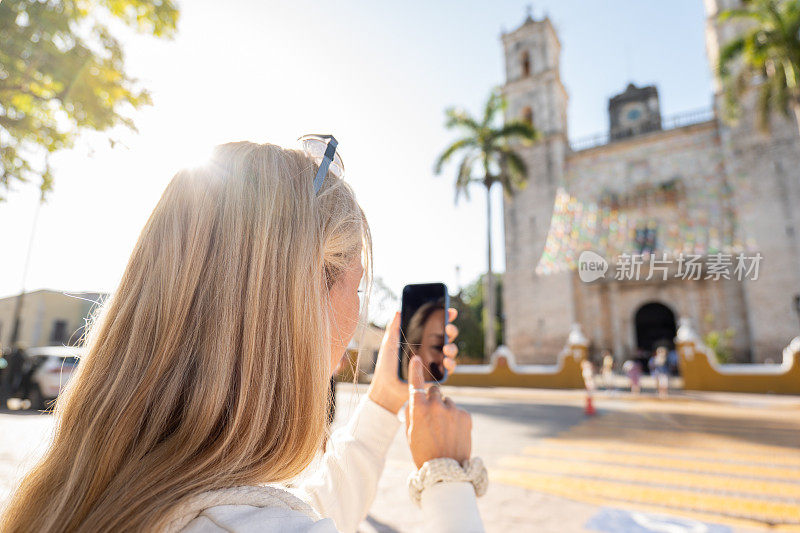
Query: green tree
718,0,800,135
450,273,503,363
0,0,180,201
434,88,538,358
703,314,737,364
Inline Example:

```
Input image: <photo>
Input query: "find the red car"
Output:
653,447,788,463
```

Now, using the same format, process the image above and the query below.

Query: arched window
522,106,533,126
521,50,531,77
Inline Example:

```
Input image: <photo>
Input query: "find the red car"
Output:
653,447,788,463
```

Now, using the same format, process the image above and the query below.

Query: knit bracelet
407,457,488,507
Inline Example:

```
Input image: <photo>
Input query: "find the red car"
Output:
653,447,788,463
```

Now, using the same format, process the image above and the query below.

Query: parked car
22,346,82,410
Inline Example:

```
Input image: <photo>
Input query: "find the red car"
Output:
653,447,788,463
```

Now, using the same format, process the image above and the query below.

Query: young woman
1,140,486,532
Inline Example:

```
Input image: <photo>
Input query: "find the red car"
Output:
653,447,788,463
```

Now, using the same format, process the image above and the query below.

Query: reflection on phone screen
398,283,448,383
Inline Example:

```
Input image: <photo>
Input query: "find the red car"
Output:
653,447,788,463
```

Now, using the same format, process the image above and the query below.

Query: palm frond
781,56,800,91
454,154,478,204
719,7,769,24
756,79,774,131
434,137,477,175
490,121,540,144
482,88,506,127
503,149,528,181
498,149,528,197
444,107,480,132
772,61,792,115
717,0,800,132
718,37,746,80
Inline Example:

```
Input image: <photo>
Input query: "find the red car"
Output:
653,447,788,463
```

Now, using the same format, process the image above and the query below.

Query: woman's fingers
443,310,459,373
447,307,458,323
445,323,459,343
443,343,457,358
374,312,400,373
367,312,410,415
408,356,427,398
427,384,443,402
385,311,401,348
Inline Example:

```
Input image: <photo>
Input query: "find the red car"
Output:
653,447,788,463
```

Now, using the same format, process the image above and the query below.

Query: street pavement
1,384,799,532
342,384,800,533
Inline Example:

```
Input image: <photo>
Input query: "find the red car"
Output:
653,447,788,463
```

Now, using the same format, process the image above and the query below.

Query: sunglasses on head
298,134,345,194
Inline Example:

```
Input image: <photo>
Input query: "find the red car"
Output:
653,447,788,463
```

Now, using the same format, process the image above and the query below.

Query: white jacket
172,396,484,533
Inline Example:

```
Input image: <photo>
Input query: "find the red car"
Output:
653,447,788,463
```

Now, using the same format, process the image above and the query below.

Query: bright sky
0,0,713,323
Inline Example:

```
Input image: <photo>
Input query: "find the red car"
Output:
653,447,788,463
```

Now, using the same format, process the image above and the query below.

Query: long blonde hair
1,141,372,532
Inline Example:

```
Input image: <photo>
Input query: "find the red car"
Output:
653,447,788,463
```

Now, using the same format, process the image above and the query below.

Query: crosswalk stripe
520,445,799,480
499,455,800,499
491,468,800,524
535,438,800,468
600,411,800,431
579,419,800,436
561,426,800,449
539,428,800,456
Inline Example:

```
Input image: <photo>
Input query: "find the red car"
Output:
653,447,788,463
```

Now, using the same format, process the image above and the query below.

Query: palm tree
434,88,539,359
718,0,800,135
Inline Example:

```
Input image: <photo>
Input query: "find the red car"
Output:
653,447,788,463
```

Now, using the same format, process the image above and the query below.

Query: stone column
609,281,625,359
688,280,701,327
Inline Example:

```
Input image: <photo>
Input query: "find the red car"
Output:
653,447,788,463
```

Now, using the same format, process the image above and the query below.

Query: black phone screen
397,283,449,383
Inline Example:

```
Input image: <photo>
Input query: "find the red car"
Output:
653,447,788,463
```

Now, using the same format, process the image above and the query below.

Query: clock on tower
608,83,662,141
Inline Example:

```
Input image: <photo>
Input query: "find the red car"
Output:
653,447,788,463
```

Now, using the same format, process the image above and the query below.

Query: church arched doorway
634,302,677,353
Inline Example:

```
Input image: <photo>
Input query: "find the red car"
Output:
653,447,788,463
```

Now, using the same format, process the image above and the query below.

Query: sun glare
178,143,217,170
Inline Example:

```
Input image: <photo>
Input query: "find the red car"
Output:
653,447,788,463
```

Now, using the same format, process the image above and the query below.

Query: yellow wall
337,344,587,388
445,345,587,389
677,337,800,395
336,327,590,389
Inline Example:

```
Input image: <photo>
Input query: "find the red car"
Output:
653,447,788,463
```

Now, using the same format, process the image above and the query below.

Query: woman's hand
367,309,459,414
405,356,472,468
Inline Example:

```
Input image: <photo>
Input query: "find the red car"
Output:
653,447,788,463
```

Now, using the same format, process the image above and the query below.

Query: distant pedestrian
581,358,597,415
0,349,7,409
667,348,679,375
5,348,26,399
650,347,670,398
601,350,615,392
622,359,642,395
581,358,596,392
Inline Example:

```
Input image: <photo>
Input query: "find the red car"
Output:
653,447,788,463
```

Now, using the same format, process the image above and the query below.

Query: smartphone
397,283,450,383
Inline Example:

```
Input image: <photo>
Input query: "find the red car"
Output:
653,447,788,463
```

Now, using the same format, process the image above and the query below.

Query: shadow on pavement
459,401,589,439
554,408,800,450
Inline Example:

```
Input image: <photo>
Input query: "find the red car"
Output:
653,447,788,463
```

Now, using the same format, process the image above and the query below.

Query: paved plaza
1,384,799,532
355,384,800,532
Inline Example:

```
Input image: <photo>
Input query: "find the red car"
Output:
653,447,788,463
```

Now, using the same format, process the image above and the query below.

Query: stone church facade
501,0,800,364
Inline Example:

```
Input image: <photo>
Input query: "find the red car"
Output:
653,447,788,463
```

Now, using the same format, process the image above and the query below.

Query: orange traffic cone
584,394,596,416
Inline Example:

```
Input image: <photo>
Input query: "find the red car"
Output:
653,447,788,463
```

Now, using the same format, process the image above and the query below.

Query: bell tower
501,12,575,362
501,12,567,136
